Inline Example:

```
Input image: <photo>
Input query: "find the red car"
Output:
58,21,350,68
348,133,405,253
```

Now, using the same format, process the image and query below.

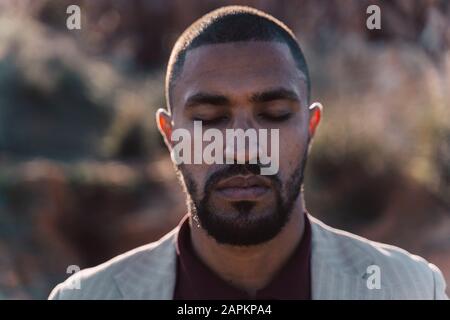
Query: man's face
162,42,313,246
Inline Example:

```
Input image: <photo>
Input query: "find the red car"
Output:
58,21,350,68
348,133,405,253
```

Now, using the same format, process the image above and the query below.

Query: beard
178,148,309,246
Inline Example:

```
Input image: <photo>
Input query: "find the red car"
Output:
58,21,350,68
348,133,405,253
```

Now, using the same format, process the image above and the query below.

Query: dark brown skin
157,42,321,295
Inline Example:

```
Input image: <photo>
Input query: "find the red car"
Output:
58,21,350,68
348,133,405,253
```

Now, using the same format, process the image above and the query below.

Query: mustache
205,163,281,191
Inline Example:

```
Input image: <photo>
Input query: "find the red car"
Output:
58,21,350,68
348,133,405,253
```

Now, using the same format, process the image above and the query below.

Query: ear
308,102,323,137
156,108,173,149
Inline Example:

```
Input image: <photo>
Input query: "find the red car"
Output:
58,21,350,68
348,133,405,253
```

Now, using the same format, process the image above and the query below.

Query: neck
189,197,305,296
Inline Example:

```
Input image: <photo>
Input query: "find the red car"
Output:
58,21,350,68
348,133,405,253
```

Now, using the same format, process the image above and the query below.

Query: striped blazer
49,215,448,299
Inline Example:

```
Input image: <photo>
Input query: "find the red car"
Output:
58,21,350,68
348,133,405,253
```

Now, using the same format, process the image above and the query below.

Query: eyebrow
184,92,231,109
251,87,300,104
184,87,300,109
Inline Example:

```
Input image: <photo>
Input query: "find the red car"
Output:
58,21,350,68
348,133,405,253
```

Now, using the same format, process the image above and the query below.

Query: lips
215,175,271,201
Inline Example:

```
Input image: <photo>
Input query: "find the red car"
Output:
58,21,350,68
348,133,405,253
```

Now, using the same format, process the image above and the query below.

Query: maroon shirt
173,214,312,300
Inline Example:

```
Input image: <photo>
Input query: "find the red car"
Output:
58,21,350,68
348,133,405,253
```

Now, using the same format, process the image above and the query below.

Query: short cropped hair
165,6,310,110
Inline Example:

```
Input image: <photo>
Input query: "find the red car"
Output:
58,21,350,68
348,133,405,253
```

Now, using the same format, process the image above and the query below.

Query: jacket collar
113,215,392,299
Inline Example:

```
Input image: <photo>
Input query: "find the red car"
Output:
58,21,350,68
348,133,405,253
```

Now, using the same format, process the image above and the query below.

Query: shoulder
310,215,448,299
48,228,178,300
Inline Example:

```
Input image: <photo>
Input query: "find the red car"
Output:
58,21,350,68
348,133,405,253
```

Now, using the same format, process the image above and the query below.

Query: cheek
278,129,308,173
181,163,210,194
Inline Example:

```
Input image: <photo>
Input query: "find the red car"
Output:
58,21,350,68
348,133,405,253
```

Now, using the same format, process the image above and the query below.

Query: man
49,6,447,300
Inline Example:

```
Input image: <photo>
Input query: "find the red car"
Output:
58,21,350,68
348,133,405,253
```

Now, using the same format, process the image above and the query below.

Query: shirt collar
174,213,312,300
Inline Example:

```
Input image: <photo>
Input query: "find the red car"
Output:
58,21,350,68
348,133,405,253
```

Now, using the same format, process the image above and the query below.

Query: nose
224,112,260,165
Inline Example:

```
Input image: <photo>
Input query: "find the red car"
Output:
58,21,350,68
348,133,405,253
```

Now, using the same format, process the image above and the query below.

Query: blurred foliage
0,0,449,298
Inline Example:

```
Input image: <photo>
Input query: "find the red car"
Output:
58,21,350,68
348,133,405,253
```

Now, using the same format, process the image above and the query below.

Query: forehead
172,41,307,108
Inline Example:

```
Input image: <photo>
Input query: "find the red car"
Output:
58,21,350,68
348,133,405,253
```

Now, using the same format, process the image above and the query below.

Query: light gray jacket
49,215,448,299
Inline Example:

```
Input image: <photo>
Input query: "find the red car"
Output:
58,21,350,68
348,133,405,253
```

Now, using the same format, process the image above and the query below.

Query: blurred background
0,0,449,299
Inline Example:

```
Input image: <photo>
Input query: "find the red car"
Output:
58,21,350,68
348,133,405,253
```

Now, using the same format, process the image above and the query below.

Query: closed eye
259,113,292,122
193,116,229,126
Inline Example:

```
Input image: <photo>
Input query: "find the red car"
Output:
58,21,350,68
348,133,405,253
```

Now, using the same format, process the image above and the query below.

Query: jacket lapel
309,215,392,299
113,228,179,299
